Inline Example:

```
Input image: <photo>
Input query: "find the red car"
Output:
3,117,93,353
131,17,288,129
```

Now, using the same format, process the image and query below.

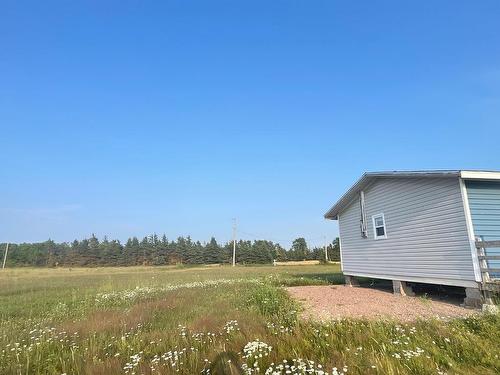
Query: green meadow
0,265,498,374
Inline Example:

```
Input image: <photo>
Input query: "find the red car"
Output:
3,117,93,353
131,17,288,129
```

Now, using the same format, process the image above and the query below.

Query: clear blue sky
1,1,499,248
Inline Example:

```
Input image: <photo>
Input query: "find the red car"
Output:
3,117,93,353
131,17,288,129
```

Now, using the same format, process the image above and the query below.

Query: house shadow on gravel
290,273,467,307
353,277,467,307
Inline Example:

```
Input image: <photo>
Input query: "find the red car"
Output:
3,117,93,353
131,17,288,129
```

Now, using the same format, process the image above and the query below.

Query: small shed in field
324,170,500,307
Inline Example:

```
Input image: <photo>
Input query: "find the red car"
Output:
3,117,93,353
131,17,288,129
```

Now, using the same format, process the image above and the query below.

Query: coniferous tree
204,237,222,264
290,237,309,260
234,240,253,264
78,238,90,266
1,234,331,267
69,240,80,266
87,234,100,266
328,238,341,261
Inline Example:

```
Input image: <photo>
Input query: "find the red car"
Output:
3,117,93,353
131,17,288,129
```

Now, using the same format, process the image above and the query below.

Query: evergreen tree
273,243,287,261
290,237,309,260
69,240,80,266
204,237,222,264
1,234,331,267
78,238,90,266
328,238,341,261
234,240,253,264
89,234,101,266
140,236,150,265
251,240,274,264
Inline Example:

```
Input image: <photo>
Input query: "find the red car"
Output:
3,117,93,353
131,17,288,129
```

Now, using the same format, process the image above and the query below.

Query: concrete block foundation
463,287,483,309
344,275,359,287
392,280,415,296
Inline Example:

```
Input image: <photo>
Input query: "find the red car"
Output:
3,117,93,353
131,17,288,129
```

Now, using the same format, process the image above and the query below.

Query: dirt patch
287,285,478,322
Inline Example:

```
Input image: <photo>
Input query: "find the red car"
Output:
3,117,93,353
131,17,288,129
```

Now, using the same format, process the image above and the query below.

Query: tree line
0,235,340,267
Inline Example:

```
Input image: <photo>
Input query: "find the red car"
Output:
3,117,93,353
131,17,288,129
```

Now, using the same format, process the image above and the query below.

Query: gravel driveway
287,285,477,322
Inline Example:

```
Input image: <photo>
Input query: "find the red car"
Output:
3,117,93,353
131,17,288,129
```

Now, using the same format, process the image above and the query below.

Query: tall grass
0,265,498,374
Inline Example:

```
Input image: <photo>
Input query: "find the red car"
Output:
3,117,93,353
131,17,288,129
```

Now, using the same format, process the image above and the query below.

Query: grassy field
0,265,498,375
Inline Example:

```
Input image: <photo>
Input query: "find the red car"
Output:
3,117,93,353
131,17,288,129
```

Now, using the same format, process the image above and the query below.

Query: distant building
325,170,500,307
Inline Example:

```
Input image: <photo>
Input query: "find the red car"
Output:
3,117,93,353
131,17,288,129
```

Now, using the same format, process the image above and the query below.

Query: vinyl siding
466,180,500,278
338,177,477,287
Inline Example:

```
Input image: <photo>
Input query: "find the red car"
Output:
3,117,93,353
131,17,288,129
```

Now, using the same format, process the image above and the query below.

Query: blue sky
1,1,499,248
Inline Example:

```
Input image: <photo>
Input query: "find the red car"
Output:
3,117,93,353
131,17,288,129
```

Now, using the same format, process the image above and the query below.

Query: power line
239,230,284,242
238,230,329,245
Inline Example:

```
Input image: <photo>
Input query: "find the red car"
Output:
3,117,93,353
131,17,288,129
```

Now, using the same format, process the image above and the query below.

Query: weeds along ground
0,265,499,374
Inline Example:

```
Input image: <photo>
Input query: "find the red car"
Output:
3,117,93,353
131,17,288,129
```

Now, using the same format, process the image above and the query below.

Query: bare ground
287,285,478,322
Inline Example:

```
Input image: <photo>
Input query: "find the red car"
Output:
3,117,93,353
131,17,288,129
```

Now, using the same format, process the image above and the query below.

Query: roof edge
460,171,500,180
324,170,464,220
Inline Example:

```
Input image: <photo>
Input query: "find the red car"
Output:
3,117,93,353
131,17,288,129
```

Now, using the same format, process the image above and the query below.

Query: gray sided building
324,170,500,307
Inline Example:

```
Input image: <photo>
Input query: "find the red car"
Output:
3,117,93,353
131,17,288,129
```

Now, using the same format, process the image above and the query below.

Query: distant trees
0,235,340,268
204,237,222,264
285,237,341,262
290,237,309,260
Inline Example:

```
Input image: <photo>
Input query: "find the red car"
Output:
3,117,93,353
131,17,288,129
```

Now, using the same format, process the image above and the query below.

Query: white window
372,213,387,239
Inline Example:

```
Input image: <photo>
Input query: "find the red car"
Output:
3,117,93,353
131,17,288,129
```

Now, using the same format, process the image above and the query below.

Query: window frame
372,213,387,240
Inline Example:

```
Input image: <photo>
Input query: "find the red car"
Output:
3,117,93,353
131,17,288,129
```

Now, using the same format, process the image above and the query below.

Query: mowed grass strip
0,265,499,375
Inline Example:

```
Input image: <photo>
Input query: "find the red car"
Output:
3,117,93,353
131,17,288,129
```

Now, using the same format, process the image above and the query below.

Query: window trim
372,213,387,240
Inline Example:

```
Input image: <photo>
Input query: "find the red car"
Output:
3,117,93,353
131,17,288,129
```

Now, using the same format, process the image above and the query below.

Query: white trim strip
460,171,500,180
338,213,343,271
459,178,482,282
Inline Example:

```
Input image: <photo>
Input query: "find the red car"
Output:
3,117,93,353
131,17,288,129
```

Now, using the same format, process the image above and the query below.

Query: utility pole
324,236,328,262
232,218,237,266
2,243,9,269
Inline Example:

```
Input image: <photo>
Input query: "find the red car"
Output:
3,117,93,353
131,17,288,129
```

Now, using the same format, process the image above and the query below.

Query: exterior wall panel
338,177,476,287
466,180,500,278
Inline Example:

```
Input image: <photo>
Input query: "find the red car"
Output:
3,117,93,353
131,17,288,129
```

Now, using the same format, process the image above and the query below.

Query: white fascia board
338,213,343,271
460,171,500,180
